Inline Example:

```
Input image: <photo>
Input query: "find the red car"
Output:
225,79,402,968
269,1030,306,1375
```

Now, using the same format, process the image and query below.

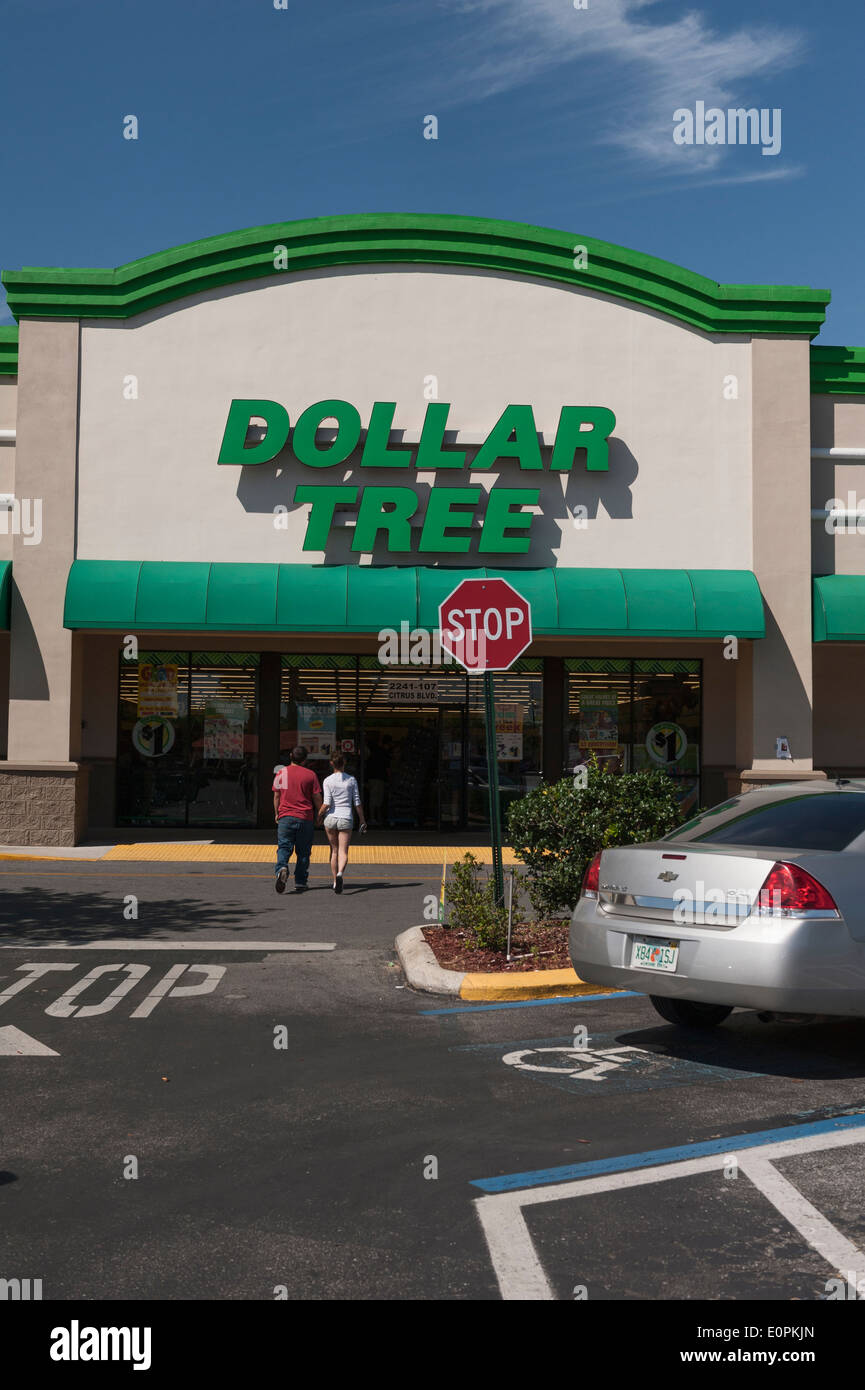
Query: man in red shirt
273,746,323,894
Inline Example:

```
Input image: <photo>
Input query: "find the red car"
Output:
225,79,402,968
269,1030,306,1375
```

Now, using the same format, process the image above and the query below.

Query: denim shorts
324,814,353,831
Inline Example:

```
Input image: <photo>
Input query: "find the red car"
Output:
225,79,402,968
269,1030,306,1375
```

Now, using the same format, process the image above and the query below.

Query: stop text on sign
439,577,532,672
218,399,615,555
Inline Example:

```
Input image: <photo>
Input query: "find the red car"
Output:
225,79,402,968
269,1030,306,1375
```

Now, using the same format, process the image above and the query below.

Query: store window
565,658,701,815
117,652,259,826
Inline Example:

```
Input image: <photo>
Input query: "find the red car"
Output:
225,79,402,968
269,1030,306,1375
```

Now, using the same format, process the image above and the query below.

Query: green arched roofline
1,213,830,336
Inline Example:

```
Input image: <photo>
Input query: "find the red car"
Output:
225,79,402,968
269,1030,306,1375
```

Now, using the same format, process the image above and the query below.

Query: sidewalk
0,839,521,864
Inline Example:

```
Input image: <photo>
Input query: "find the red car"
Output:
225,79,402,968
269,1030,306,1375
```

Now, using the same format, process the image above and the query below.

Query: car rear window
686,793,865,852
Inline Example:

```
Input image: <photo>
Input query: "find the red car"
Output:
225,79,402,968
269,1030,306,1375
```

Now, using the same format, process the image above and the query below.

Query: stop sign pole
438,578,533,909
483,670,505,908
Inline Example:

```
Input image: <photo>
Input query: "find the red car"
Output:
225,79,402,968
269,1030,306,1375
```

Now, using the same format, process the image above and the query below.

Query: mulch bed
423,920,571,973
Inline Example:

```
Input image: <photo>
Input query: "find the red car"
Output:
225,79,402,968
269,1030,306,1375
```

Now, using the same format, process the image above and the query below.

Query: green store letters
218,398,615,554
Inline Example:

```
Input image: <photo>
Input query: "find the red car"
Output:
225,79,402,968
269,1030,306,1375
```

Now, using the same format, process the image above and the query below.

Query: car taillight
582,851,602,899
754,861,840,918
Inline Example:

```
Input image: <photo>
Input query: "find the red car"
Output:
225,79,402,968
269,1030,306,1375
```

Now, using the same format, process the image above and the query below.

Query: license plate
630,938,679,972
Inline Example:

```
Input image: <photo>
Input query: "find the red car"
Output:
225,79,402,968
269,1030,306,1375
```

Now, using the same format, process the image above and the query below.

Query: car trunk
596,844,779,928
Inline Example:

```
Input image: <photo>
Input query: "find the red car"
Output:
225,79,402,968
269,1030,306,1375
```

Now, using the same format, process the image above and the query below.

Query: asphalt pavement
2,856,865,1302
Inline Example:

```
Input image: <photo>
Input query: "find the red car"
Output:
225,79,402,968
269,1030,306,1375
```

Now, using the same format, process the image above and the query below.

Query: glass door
437,704,466,830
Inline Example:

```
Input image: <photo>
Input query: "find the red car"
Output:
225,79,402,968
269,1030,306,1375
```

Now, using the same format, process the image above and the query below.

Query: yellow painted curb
0,853,70,862
459,968,622,1002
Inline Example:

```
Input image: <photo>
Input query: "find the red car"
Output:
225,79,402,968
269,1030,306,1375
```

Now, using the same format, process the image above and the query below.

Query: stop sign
438,577,532,673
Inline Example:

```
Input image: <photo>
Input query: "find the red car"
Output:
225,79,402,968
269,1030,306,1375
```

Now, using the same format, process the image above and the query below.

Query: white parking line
475,1126,865,1300
0,940,336,950
738,1153,865,1282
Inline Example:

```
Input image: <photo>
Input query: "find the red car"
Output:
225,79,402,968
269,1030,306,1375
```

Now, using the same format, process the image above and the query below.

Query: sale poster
137,662,178,717
203,700,246,760
495,704,523,761
578,689,619,753
297,702,337,757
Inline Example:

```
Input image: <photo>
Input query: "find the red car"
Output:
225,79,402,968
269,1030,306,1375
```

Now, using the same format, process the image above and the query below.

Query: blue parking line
470,1112,865,1192
420,990,641,1016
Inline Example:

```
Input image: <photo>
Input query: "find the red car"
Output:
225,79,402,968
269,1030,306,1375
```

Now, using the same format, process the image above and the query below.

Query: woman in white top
318,754,367,893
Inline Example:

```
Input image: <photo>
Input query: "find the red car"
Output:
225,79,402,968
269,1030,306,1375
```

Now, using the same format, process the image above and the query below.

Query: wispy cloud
429,0,804,174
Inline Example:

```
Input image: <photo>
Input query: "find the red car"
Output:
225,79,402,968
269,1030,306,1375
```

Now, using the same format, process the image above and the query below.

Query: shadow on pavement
0,883,251,943
616,1015,865,1083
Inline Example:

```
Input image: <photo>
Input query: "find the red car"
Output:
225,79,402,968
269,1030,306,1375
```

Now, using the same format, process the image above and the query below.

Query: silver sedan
569,780,865,1028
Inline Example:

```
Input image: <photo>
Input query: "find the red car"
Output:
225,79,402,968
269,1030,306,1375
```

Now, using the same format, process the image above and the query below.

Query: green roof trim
0,561,10,627
2,214,830,337
64,562,766,639
811,345,865,396
813,575,865,640
0,326,18,376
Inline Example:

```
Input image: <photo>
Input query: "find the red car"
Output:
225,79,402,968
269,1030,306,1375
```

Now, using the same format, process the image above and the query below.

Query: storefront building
0,213,864,843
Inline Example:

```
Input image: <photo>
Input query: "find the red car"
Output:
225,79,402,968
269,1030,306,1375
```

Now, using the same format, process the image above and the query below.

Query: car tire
649,996,733,1029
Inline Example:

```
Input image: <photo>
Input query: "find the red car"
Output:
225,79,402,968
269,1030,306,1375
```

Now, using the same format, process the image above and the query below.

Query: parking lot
2,858,865,1302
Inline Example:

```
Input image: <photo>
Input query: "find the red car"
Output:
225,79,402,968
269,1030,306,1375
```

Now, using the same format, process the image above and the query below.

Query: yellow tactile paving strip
100,843,521,865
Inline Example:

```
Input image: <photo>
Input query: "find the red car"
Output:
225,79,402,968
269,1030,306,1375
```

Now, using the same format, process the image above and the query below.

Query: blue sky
1,0,862,341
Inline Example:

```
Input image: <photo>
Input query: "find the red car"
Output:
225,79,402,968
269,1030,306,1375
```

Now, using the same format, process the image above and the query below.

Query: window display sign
495,704,523,761
646,721,688,767
203,700,246,760
386,679,441,704
385,678,463,705
132,716,176,758
297,702,337,757
578,689,619,753
137,663,178,717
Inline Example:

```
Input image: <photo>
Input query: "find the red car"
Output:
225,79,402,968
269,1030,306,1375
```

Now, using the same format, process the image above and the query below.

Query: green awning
0,561,11,628
813,575,865,640
64,562,765,638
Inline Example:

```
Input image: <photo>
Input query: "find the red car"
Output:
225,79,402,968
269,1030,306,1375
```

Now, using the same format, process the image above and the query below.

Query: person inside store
365,732,392,825
318,753,367,893
273,746,323,895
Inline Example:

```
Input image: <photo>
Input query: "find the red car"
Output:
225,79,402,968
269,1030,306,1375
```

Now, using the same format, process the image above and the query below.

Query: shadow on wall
8,583,49,701
234,438,639,567
754,602,811,763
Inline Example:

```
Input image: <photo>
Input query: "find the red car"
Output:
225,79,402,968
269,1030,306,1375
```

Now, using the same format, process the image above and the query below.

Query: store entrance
363,705,466,831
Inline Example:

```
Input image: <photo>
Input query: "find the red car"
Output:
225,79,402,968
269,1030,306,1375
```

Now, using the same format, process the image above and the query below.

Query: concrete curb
396,926,621,1002
395,926,466,996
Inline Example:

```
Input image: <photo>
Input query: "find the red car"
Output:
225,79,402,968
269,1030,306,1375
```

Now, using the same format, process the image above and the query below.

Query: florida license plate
630,938,679,972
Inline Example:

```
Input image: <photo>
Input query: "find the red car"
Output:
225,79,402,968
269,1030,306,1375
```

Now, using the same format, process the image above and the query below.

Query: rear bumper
569,900,865,1017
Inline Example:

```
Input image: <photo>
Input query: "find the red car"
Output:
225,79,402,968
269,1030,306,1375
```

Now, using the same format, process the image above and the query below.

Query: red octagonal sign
438,577,532,673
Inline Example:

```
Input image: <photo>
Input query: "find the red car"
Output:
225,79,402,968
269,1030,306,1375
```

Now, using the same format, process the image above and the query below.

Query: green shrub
446,852,508,952
507,763,685,916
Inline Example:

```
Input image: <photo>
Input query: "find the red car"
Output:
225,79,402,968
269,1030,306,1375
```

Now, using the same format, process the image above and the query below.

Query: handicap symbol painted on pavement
452,1033,765,1096
502,1044,648,1082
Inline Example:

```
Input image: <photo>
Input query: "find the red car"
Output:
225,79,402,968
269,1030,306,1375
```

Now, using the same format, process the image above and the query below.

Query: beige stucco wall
7,319,80,763
0,375,16,563
76,267,754,572
747,337,815,772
